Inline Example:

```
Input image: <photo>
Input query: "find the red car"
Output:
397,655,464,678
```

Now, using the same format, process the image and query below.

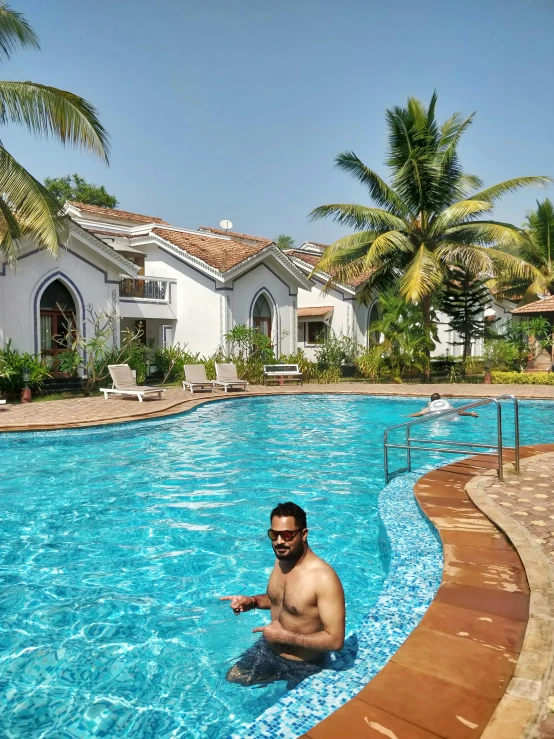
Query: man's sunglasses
267,528,301,542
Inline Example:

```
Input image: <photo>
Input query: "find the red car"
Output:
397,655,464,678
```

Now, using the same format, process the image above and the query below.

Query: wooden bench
263,364,303,386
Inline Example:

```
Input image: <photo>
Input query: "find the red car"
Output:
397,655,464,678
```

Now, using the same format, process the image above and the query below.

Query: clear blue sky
8,0,554,245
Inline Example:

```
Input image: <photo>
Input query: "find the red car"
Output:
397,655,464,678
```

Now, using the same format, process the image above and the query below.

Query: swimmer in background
408,392,479,418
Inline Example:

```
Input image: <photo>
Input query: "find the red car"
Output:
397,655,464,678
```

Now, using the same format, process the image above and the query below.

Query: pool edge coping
302,449,543,739
465,450,554,739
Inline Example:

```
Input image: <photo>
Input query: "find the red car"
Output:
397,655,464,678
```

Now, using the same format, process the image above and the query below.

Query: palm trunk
421,295,432,382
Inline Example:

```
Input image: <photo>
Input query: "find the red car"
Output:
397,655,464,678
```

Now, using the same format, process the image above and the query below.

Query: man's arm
459,411,479,417
220,593,271,613
407,407,429,418
253,571,345,652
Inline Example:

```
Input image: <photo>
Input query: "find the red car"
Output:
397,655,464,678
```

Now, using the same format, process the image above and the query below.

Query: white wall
230,257,298,356
296,278,354,359
0,234,121,354
136,242,221,355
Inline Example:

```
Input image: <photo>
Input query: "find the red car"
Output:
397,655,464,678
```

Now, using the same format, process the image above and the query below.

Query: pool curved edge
230,469,444,739
299,451,533,739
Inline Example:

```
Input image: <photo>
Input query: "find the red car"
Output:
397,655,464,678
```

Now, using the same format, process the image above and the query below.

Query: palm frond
400,245,444,302
445,220,531,249
429,199,492,234
309,203,408,231
471,177,552,203
334,151,407,215
0,81,110,162
0,3,38,61
0,145,67,263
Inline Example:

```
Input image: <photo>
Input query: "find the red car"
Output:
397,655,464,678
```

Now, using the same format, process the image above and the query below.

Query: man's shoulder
305,552,342,586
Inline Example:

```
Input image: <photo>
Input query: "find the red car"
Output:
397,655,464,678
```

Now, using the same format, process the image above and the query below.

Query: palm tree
310,93,549,373
0,3,109,263
492,198,554,302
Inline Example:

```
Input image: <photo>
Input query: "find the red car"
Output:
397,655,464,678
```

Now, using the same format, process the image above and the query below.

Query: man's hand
252,620,291,644
220,595,255,615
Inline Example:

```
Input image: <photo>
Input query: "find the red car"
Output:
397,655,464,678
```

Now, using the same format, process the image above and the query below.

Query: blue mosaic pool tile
230,464,444,739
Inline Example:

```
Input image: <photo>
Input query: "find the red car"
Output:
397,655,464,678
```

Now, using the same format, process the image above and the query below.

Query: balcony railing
120,277,169,301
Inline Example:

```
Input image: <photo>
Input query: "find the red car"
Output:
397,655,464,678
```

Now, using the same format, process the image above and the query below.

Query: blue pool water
0,394,551,738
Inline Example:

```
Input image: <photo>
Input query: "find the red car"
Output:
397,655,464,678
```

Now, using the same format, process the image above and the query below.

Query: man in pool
220,501,345,688
409,392,479,418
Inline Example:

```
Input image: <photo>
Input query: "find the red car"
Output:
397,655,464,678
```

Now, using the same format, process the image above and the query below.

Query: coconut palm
492,198,554,302
310,93,549,358
0,3,109,263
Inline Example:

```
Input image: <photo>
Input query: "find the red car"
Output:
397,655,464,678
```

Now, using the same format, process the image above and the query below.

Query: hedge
491,371,554,385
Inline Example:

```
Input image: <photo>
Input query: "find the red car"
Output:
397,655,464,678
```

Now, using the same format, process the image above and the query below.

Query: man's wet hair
430,393,441,402
271,502,307,530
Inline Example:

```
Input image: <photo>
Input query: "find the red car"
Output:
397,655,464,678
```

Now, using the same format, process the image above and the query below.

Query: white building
286,240,514,359
0,202,515,373
0,202,311,370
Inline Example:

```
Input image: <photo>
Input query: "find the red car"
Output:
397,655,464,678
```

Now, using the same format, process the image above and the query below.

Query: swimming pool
0,394,550,738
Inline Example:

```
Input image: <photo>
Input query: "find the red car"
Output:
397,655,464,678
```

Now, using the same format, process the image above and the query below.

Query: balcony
119,276,176,319
120,277,169,301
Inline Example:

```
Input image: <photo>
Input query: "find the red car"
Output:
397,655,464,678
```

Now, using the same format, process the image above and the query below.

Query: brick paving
482,454,554,567
2,381,554,432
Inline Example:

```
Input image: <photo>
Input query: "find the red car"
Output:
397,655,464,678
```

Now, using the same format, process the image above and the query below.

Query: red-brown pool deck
3,385,554,738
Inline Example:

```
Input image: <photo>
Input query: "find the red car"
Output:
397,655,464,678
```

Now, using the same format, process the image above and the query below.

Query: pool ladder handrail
383,394,520,484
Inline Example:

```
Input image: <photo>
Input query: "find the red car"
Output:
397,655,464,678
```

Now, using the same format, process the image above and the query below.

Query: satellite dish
220,219,233,231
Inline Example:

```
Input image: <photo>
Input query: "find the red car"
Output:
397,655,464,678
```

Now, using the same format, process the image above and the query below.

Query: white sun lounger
214,363,248,393
100,364,165,402
182,364,215,393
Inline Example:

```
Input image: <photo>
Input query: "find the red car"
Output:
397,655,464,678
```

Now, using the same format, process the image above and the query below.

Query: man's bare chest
267,570,317,617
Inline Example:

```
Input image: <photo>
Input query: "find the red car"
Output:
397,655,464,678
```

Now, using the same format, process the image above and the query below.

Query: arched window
40,279,77,373
253,294,272,337
367,302,382,345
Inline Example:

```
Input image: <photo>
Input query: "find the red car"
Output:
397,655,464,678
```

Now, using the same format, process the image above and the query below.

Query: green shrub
355,346,383,380
483,339,520,371
154,344,201,382
278,350,318,382
491,371,554,385
0,341,51,396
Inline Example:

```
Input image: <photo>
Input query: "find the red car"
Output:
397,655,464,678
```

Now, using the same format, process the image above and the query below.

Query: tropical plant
500,317,553,367
440,268,493,363
368,292,436,381
275,234,295,251
314,330,357,371
0,340,50,396
57,306,149,395
153,343,201,383
493,198,554,302
224,325,275,363
355,345,383,381
483,338,519,371
44,173,117,209
310,92,548,376
0,4,109,263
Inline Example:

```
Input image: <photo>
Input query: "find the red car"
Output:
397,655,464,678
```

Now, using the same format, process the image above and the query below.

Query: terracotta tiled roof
68,201,167,224
298,306,334,317
153,228,268,271
286,249,320,268
512,296,554,314
286,250,375,289
198,226,272,245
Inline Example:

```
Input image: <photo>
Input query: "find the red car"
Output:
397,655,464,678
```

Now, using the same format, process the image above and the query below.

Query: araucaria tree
0,4,109,263
310,92,548,375
441,269,492,361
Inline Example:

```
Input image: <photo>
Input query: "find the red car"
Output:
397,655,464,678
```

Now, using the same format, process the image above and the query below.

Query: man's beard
273,544,301,560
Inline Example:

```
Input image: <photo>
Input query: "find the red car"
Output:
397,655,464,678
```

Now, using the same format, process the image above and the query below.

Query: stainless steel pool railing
383,394,520,484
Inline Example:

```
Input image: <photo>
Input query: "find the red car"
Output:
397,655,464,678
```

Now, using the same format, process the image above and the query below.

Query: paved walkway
2,382,554,432
469,450,554,738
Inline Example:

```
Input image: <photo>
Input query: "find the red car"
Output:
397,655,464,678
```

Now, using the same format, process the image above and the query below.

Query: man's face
270,515,307,560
